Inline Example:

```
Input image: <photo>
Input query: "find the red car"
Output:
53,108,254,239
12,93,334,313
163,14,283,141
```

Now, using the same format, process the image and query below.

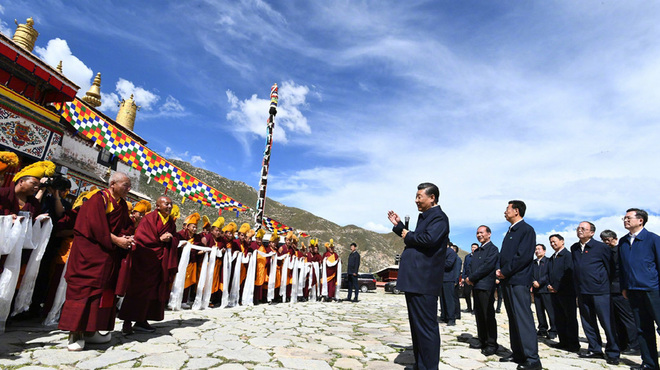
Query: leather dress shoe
630,365,655,370
469,342,483,349
565,345,581,353
622,347,641,356
516,361,542,370
500,355,522,363
606,357,620,365
579,351,604,359
481,347,498,356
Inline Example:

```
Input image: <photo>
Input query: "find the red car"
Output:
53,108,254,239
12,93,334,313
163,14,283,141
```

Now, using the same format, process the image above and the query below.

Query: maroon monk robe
118,211,179,322
323,251,339,299
58,190,131,332
207,235,226,306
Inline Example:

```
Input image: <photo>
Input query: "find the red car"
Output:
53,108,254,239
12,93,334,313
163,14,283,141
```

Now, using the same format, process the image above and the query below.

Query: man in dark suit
600,229,639,355
388,182,449,370
346,242,361,302
618,208,660,370
547,234,580,353
496,200,541,370
531,243,556,339
452,245,463,320
465,225,499,356
571,221,620,365
462,244,477,313
440,244,459,326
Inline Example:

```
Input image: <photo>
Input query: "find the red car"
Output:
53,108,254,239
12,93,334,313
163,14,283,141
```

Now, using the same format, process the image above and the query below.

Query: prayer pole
254,83,278,230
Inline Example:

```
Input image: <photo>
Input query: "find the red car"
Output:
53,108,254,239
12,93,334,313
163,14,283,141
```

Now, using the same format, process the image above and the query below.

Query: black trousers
347,274,359,301
533,292,556,336
405,292,440,370
495,284,503,311
551,293,580,349
502,284,539,364
611,293,639,351
473,287,498,350
628,290,660,369
439,282,456,321
463,284,473,311
454,284,462,319
578,294,619,358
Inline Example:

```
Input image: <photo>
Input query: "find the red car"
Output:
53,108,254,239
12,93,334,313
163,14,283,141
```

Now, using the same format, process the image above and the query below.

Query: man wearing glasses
619,209,660,370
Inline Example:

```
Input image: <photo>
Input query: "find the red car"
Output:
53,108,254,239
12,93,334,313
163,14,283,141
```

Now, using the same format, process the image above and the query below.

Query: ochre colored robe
58,190,130,332
118,210,179,322
324,251,339,299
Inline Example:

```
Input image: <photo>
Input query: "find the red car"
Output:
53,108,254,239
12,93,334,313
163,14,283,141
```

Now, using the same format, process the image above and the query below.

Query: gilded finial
116,94,141,131
56,61,63,73
81,72,102,107
12,17,39,52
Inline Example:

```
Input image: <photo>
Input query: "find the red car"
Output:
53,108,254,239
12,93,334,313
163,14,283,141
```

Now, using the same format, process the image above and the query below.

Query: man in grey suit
388,182,449,370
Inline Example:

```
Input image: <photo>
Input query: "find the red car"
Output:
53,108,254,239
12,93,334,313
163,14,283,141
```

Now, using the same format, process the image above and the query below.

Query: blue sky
2,1,659,253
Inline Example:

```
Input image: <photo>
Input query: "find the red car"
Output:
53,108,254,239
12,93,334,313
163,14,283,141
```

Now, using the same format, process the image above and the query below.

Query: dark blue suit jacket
444,246,459,283
618,228,660,291
548,248,575,296
532,256,551,294
571,239,611,295
500,219,536,286
463,253,473,278
393,205,449,296
468,241,499,291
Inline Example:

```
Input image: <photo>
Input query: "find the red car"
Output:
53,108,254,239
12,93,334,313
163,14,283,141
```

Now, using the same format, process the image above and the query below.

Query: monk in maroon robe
176,213,203,308
58,172,133,351
119,196,178,334
206,218,226,307
323,241,339,301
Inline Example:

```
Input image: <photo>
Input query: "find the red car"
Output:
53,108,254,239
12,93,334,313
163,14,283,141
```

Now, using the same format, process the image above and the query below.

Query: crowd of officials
0,162,351,352
389,182,660,370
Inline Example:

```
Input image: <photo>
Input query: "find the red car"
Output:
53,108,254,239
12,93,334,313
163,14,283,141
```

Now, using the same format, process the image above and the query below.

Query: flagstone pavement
0,289,646,369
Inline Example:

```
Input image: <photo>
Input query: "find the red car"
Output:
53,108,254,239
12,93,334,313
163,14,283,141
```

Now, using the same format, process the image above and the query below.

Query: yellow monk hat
202,215,211,228
300,241,306,249
133,200,151,214
72,188,100,210
256,228,266,240
269,232,280,243
126,201,133,212
285,231,298,242
184,212,200,225
13,160,55,182
238,223,251,234
211,216,225,229
0,151,19,173
310,238,318,247
171,204,180,220
246,229,256,239
223,222,237,233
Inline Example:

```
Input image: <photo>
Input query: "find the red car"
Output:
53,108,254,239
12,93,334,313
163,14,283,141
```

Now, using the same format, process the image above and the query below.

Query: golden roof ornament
56,61,63,73
82,72,102,107
116,94,140,131
13,17,39,52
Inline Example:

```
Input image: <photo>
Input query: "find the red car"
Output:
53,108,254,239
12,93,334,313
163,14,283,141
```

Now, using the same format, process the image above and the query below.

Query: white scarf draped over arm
0,216,30,333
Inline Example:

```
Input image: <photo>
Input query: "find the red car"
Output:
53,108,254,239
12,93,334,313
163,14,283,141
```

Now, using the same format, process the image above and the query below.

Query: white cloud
225,80,312,146
160,95,185,114
191,155,205,165
0,6,12,37
115,78,159,110
164,146,207,167
363,221,391,234
34,38,94,94
99,92,120,113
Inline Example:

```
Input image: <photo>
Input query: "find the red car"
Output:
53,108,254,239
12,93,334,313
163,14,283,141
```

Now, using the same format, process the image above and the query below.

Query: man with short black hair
388,182,449,370
496,200,541,370
346,242,361,302
571,221,619,365
547,234,580,353
600,229,639,355
462,243,477,313
440,244,459,326
531,243,556,340
465,225,499,356
618,208,660,370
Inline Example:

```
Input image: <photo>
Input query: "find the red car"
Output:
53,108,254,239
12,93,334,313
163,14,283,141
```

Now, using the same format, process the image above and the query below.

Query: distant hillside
138,159,403,273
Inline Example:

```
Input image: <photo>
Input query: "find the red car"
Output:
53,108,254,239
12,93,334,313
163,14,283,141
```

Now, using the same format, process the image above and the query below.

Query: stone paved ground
0,289,647,369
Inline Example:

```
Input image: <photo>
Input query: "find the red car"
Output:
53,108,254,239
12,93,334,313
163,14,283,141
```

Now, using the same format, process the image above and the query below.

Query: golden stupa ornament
116,94,140,131
56,61,63,73
13,18,39,52
82,72,102,107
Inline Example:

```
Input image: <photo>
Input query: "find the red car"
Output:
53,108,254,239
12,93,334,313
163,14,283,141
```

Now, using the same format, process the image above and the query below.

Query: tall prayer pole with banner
254,84,278,231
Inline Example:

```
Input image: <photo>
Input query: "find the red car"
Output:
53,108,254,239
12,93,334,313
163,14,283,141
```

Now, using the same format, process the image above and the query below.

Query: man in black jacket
600,229,639,355
462,244,477,313
465,225,499,356
531,243,556,339
572,221,620,365
547,234,580,353
346,242,361,302
440,244,459,325
496,200,541,370
388,182,449,370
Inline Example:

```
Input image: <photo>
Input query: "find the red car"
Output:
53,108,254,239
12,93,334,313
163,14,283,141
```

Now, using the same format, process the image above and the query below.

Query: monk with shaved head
119,196,179,335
